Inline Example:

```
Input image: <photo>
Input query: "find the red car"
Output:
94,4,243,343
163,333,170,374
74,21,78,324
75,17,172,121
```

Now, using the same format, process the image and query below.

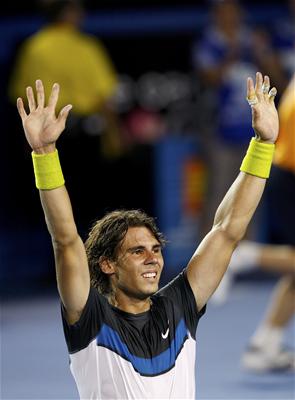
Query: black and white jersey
61,269,206,399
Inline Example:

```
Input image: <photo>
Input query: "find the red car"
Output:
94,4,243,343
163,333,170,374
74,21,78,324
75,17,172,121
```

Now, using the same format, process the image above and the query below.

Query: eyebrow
127,244,162,252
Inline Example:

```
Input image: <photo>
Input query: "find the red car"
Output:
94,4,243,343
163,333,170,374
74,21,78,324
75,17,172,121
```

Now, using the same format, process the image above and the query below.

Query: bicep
186,228,237,311
54,235,90,324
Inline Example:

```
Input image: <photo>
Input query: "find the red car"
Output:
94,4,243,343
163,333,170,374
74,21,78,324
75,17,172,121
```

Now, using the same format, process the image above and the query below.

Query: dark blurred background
0,0,294,296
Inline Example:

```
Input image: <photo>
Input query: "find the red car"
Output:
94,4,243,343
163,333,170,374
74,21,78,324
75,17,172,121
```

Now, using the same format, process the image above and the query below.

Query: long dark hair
85,209,166,295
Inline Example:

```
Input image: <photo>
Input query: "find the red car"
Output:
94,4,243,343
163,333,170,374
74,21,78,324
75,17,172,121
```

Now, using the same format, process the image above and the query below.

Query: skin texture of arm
40,187,90,324
17,80,90,324
186,72,279,311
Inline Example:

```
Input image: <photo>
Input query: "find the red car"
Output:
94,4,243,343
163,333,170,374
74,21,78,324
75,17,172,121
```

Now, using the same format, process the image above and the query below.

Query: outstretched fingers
26,86,36,112
261,75,277,104
247,72,276,108
247,77,255,98
255,71,263,100
16,97,27,121
246,76,258,107
36,79,45,108
48,83,60,110
268,87,277,104
262,75,270,101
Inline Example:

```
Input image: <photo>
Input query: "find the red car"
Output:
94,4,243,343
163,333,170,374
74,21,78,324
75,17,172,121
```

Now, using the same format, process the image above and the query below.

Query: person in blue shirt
192,0,285,236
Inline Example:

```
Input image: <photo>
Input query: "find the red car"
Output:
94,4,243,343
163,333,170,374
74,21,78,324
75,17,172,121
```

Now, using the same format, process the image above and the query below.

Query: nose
144,250,158,265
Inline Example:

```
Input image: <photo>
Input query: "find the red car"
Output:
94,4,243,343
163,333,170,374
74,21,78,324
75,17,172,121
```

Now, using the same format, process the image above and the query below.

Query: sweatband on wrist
240,138,275,179
32,149,65,190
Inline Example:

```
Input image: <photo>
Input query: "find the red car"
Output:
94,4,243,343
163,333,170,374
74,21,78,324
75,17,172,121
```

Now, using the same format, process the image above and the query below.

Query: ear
99,257,116,275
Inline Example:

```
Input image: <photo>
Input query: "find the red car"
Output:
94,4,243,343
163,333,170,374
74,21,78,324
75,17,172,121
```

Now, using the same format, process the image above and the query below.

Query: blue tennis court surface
197,280,295,400
2,280,294,399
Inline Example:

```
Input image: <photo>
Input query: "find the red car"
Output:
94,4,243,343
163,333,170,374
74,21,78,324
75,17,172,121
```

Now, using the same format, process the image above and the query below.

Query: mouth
141,271,157,280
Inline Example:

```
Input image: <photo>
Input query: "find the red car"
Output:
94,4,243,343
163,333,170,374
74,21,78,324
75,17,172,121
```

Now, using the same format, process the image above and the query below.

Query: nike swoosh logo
161,321,169,339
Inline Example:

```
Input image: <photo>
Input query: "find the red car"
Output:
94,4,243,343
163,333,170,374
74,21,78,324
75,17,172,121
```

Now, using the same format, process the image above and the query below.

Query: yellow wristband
240,138,275,179
32,149,65,190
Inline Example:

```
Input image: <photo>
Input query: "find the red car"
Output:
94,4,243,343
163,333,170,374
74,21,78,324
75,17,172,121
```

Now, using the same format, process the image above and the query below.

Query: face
110,226,164,300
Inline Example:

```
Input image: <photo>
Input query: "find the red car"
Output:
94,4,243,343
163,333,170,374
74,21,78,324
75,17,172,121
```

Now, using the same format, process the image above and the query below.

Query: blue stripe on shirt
96,318,188,375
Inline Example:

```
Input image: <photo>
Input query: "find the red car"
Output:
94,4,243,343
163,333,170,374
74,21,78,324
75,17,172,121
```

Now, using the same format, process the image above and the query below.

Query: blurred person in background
191,0,287,237
16,71,279,398
8,0,123,227
212,74,295,372
271,0,295,80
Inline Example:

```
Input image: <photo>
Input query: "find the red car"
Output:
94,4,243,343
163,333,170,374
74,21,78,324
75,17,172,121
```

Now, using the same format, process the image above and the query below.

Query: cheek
117,261,139,283
118,270,144,292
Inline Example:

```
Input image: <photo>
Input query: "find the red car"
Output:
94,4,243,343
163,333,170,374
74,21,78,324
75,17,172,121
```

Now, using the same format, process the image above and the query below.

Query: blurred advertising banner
154,136,207,274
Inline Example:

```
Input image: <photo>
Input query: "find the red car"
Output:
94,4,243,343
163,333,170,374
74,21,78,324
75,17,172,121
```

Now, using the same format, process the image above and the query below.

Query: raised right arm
17,80,90,324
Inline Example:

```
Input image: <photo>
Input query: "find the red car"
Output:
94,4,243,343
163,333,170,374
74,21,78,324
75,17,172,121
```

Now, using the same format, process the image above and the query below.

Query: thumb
57,104,73,123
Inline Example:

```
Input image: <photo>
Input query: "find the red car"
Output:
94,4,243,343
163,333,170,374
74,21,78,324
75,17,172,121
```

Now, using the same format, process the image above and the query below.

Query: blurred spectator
271,0,295,79
191,0,286,236
8,0,123,227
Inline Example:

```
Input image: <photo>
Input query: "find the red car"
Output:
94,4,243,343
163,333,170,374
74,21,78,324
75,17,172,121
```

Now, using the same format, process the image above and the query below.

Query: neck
108,290,152,314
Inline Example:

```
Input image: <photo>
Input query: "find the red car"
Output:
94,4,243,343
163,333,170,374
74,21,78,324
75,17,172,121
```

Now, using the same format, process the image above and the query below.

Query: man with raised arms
17,72,278,399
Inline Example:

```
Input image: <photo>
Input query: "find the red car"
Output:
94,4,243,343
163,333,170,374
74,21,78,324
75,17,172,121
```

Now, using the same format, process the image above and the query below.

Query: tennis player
17,72,278,399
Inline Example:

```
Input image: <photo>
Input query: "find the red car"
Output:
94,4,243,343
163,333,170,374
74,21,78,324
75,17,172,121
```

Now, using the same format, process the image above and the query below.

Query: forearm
33,144,78,245
214,132,276,241
213,172,266,242
186,72,279,309
40,186,78,245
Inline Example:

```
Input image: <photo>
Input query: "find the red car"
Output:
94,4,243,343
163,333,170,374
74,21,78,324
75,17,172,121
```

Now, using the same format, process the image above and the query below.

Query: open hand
247,72,279,144
17,80,72,153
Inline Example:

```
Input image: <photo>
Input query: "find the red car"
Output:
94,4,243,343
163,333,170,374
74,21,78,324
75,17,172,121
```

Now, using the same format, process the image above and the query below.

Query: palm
252,100,279,143
17,80,72,152
23,108,62,149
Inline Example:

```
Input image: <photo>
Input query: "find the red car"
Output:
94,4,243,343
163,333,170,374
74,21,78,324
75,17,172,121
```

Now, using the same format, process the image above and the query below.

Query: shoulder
61,287,111,353
154,269,206,338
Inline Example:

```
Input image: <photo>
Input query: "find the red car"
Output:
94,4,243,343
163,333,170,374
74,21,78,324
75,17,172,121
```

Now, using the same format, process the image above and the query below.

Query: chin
135,284,158,300
137,291,155,301
118,283,157,301
142,284,159,297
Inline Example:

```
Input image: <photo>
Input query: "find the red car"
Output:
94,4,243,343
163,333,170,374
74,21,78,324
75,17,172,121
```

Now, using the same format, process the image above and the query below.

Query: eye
133,249,144,255
153,247,161,254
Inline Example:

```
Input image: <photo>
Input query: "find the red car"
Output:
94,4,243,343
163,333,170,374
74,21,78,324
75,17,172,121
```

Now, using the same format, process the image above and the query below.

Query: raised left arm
187,72,279,311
